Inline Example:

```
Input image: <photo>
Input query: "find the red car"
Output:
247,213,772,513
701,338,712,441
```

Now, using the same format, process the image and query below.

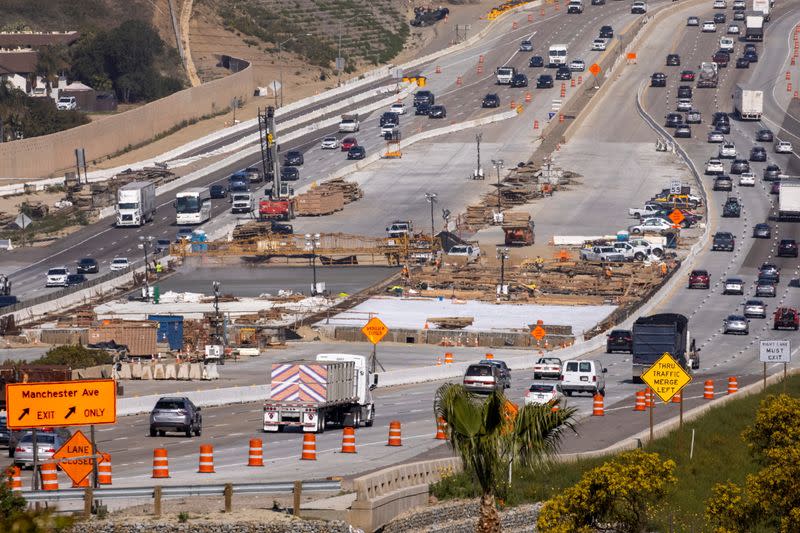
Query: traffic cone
301,433,317,460
510,100,516,109
479,54,484,64
98,453,112,484
533,120,539,129
704,380,714,399
559,114,565,123
592,393,605,416
512,21,518,29
570,78,576,87
525,92,532,102
198,444,215,473
248,439,264,466
435,418,447,440
6,466,22,492
40,463,59,490
671,390,682,404
456,76,462,85
444,352,454,364
551,404,560,412
152,448,170,478
341,426,357,453
435,357,442,366
727,376,738,394
634,390,646,411
528,13,533,22
786,71,791,80
435,65,441,74
387,421,402,446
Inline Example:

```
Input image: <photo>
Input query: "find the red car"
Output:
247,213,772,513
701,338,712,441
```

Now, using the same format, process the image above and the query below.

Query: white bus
174,187,211,225
548,44,568,67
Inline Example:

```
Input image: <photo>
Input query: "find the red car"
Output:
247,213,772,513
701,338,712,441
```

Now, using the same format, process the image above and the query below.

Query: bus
548,44,568,67
174,187,211,225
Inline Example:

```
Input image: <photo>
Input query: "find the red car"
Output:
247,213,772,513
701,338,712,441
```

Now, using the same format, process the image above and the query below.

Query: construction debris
426,317,474,329
294,179,363,216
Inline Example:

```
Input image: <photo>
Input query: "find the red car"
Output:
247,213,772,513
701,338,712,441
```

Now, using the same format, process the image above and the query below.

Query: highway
4,0,800,489
4,0,669,301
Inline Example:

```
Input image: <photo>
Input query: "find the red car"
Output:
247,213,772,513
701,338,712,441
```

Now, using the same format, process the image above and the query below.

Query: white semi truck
116,181,156,227
745,11,764,40
263,353,377,433
752,0,770,21
778,180,800,221
733,84,763,120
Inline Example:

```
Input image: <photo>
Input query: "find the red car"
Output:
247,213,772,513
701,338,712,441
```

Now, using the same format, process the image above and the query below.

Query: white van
560,360,607,396
548,45,568,67
719,37,734,51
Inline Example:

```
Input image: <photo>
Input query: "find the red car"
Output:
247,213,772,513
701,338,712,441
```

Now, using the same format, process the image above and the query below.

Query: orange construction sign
361,317,389,345
589,63,601,76
53,430,96,485
668,209,685,226
627,52,638,61
531,325,547,341
5,379,117,429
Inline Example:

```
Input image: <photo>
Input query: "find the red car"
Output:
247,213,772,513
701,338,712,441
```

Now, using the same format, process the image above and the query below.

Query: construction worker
660,262,668,277
155,262,163,275
534,256,545,271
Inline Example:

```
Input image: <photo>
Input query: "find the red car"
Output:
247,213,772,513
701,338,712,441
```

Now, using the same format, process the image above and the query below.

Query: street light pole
491,159,504,210
305,233,321,295
212,281,222,347
425,192,438,239
496,247,509,300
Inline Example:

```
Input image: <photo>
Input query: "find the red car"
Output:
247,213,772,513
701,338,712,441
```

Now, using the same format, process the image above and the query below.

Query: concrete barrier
347,457,463,532
117,384,269,416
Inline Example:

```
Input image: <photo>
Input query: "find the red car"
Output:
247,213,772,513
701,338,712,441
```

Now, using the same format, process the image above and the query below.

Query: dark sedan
347,146,366,160
210,184,227,199
482,93,500,108
735,57,750,68
280,166,299,181
283,150,304,166
753,223,771,238
674,125,691,138
730,159,749,174
510,73,529,87
555,67,571,80
76,257,99,274
651,72,667,87
666,54,680,66
428,105,447,118
415,103,430,116
778,239,799,257
66,273,87,286
756,129,773,142
529,55,544,67
606,329,633,353
536,75,554,88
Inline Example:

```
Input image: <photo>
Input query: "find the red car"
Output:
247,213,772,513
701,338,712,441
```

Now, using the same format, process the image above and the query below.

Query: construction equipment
257,107,295,221
502,212,535,246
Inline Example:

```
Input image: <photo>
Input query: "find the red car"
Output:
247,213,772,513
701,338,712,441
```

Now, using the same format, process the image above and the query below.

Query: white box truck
778,180,800,221
745,12,764,40
263,353,377,433
734,84,763,120
752,0,770,21
116,181,156,227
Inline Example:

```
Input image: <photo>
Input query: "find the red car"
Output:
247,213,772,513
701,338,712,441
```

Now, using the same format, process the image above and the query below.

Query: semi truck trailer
733,84,763,120
116,181,156,227
632,313,700,381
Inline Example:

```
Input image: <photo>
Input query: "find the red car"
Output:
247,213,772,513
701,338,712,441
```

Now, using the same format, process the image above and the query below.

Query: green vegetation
433,384,576,531
0,204,90,244
0,81,89,141
33,345,113,368
0,470,73,531
0,0,154,34
432,376,800,532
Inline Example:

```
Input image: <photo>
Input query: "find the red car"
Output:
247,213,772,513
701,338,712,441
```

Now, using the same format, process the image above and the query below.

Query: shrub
34,345,113,368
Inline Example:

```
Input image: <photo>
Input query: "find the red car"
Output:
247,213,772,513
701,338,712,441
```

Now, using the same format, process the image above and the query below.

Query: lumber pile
463,205,493,228
427,317,474,329
232,221,273,240
501,211,532,228
295,189,345,216
319,179,363,204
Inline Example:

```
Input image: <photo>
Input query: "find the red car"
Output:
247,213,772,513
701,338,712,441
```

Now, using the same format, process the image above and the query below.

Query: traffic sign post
53,430,97,486
362,317,389,374
760,340,791,391
641,353,692,441
531,325,547,347
5,379,117,429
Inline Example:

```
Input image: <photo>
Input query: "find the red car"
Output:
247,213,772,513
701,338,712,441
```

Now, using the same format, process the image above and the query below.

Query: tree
434,384,577,533
537,449,677,533
35,45,69,95
34,345,112,368
0,468,73,532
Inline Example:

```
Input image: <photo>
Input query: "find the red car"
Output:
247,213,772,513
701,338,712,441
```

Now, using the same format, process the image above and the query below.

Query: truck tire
634,252,645,261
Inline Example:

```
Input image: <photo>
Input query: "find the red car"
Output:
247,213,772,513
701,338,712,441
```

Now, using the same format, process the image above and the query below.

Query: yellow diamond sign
361,317,389,345
641,352,692,403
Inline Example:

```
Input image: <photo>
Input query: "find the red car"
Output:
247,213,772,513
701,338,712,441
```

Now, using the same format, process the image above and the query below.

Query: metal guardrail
20,480,341,502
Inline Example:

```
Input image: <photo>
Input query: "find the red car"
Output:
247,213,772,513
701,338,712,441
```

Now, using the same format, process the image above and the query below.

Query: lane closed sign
759,340,791,363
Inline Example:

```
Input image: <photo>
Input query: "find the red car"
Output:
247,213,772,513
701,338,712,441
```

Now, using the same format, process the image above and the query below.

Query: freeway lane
3,0,662,301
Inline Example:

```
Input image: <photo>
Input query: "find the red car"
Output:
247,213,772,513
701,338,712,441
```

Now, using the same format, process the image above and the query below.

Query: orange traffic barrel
341,426,357,453
387,421,402,446
248,439,264,467
152,448,170,478
727,376,738,394
551,404,560,412
704,380,714,399
301,433,317,460
592,393,605,416
534,119,539,129
634,390,646,411
72,475,90,488
198,444,215,473
6,466,22,492
435,417,447,440
671,390,682,404
525,92,532,102
444,352,454,364
98,453,112,484
40,463,59,490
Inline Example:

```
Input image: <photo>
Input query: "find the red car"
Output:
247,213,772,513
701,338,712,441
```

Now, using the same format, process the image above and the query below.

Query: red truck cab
773,307,799,330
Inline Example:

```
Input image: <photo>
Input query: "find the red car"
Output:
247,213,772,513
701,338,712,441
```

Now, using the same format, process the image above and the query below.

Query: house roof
62,81,93,91
0,50,38,76
0,31,80,48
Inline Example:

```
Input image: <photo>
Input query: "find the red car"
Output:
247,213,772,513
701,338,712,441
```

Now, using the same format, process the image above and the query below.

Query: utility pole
491,159,504,210
305,233,321,295
496,247,509,300
425,192,438,239
212,281,223,347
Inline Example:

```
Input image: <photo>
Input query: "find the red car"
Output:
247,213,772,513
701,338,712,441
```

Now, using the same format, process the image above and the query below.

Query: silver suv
149,397,202,437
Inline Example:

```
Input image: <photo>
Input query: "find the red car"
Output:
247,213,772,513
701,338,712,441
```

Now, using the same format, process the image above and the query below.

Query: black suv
600,25,614,38
756,129,774,142
712,231,735,251
415,103,430,115
651,72,667,87
712,50,730,67
77,257,99,274
379,112,400,127
666,54,680,66
210,184,227,198
510,73,529,87
677,85,692,98
665,113,684,128
536,74,554,88
555,66,571,80
713,12,726,23
778,239,799,258
750,146,767,162
482,93,500,108
606,329,633,353
149,396,202,437
413,90,434,107
713,175,733,191
529,55,544,67
283,150,304,166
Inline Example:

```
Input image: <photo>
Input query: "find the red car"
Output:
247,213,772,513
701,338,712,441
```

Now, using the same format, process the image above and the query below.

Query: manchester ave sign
5,379,117,429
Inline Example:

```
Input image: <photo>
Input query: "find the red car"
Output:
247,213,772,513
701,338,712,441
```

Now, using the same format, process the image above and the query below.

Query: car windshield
21,434,55,444
175,197,200,213
118,202,138,210
48,269,67,275
466,365,493,377
529,384,555,393
112,259,127,265
539,358,560,364
155,399,185,410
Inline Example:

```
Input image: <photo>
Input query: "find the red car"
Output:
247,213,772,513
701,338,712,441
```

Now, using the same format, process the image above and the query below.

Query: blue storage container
147,314,184,350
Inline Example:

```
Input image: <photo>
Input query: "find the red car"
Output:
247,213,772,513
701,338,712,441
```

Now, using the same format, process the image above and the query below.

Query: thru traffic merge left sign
641,352,692,403
53,430,96,485
5,379,117,429
362,317,389,345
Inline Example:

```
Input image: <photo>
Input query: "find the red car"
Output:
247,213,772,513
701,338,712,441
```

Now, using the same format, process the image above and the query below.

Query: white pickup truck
613,240,664,261
447,244,481,262
579,246,626,262
628,204,663,218
533,357,562,380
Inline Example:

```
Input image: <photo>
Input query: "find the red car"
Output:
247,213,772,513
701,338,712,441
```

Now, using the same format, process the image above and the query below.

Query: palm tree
434,383,577,533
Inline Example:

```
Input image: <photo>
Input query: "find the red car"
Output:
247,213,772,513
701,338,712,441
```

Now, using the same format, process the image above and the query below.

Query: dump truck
778,180,800,221
631,313,699,382
745,11,764,40
502,213,535,246
733,84,763,120
263,353,377,433
697,62,719,88
116,181,156,227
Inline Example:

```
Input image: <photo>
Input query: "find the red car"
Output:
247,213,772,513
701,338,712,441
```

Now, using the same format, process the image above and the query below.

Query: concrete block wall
382,500,543,533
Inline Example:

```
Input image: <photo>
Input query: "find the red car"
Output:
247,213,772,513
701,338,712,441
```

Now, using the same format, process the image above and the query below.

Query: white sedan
525,382,564,406
591,38,608,51
389,102,406,115
569,59,586,71
380,123,398,137
702,21,717,32
727,24,740,34
719,143,737,158
320,136,340,149
110,257,130,271
705,158,725,174
739,172,756,186
628,217,675,235
776,140,793,153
